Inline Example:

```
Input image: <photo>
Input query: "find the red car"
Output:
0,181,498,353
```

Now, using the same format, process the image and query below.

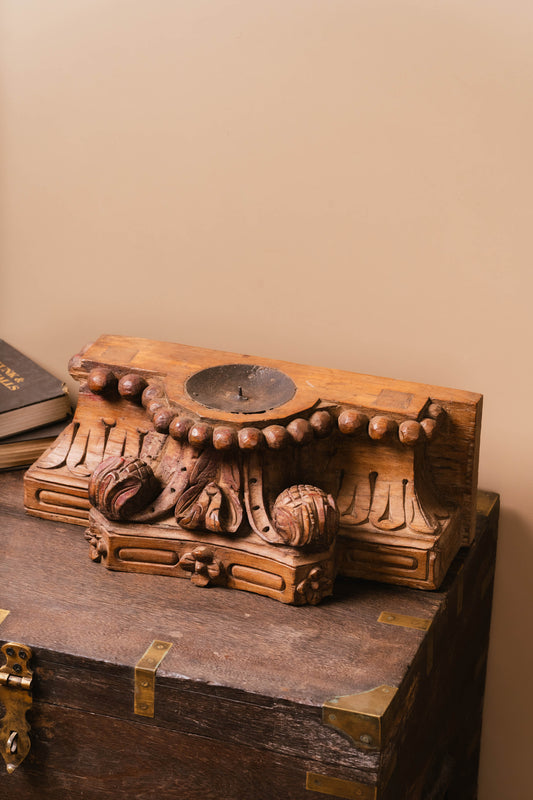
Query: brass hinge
0,642,33,774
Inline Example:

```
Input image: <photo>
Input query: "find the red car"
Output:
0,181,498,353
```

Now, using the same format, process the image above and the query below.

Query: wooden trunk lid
0,471,498,799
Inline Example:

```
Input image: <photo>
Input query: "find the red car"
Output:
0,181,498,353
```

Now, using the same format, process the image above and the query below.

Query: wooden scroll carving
24,335,483,604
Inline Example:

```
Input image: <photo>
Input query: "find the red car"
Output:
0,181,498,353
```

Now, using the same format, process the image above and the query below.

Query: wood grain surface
0,470,498,798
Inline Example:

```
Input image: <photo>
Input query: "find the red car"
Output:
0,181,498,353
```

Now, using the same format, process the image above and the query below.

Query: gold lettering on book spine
0,361,24,390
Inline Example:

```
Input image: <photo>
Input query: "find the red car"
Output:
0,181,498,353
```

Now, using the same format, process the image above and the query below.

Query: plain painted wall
2,2,532,797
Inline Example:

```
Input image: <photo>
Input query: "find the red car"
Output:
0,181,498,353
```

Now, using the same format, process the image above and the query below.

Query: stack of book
0,340,72,470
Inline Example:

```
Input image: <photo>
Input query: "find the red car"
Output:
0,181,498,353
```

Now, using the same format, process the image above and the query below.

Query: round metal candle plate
185,364,296,414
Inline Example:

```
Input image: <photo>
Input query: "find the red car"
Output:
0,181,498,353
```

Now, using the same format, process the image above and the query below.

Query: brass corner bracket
323,684,398,750
134,640,173,717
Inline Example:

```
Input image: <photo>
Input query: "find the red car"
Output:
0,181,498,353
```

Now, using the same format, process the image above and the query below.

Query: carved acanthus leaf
404,480,438,534
339,473,440,535
175,451,242,534
65,424,91,476
369,477,406,531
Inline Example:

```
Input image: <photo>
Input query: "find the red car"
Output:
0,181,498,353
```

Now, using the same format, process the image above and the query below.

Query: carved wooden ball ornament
86,368,116,395
88,457,160,522
212,426,237,451
152,407,174,433
117,373,147,401
272,485,339,550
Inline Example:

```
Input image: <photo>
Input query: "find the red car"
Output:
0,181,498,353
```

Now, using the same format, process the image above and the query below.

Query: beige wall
2,2,532,796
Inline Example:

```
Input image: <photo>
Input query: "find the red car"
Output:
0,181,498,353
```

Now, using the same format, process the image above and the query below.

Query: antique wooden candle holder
24,335,482,605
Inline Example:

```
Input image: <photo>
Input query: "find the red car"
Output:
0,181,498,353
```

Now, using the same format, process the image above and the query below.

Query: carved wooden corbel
24,335,482,603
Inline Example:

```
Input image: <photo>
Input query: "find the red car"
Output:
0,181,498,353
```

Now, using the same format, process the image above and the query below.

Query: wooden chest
0,470,498,799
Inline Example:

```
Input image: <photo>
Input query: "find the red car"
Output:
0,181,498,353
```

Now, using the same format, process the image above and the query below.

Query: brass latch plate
0,642,33,773
134,640,172,717
377,612,431,631
306,772,377,799
323,684,398,750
